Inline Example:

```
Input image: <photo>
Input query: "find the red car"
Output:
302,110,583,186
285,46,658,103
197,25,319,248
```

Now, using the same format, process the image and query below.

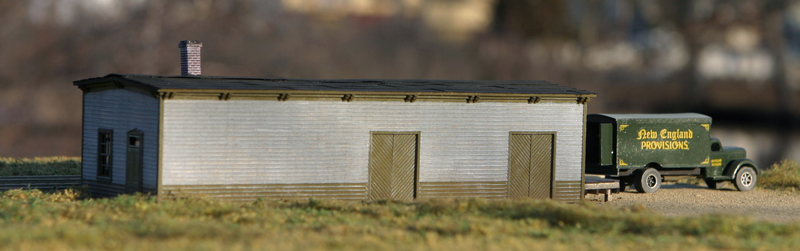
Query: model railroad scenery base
4,43,797,251
68,41,767,203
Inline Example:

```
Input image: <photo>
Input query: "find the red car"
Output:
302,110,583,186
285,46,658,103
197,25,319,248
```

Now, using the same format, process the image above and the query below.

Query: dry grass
759,159,800,191
1,158,799,249
0,189,798,250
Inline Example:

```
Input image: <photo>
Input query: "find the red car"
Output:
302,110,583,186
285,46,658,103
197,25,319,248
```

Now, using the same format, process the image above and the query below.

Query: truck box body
586,113,712,175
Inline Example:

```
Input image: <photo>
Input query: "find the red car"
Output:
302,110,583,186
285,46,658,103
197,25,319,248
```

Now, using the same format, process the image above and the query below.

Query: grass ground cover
0,158,798,250
0,156,80,176
0,189,799,250
759,159,800,191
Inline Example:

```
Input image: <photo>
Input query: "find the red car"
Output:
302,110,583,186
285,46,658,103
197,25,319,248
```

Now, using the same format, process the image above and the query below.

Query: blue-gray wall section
82,88,159,191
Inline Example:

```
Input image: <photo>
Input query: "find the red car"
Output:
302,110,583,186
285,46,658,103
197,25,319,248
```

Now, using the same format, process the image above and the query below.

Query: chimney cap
179,40,203,47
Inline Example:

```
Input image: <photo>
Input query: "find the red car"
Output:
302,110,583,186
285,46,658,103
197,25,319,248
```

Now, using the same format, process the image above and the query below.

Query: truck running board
614,168,701,177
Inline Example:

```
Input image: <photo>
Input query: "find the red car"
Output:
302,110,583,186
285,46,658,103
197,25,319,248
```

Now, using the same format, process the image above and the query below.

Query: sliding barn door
508,133,554,199
368,132,419,201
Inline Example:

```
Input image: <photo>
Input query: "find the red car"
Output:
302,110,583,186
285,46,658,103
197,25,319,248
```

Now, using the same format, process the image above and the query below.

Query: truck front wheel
634,168,661,193
734,166,757,191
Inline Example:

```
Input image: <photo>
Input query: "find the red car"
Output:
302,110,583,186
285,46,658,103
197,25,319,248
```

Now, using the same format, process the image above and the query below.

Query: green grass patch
759,159,800,191
0,189,798,250
0,157,80,176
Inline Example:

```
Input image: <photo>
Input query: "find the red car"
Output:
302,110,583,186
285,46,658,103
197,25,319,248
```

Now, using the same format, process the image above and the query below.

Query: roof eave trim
74,76,162,98
155,89,595,103
155,88,596,96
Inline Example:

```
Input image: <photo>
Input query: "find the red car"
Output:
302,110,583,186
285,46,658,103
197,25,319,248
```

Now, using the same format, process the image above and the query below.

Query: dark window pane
129,137,140,147
98,130,113,178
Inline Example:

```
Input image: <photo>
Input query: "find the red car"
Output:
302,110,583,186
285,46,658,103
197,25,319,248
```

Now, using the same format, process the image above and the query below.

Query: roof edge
590,113,712,121
74,74,160,95
74,74,597,97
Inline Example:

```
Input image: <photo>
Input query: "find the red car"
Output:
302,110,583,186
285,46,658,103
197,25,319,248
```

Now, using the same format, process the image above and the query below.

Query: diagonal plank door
528,134,553,199
369,133,418,201
508,134,531,199
508,133,554,199
391,134,417,200
369,134,394,200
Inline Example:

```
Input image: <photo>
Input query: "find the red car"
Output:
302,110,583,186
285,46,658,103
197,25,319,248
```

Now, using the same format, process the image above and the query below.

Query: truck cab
705,138,758,190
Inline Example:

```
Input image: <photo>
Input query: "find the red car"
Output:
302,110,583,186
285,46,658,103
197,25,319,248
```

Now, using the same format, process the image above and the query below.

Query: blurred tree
762,0,794,167
491,0,575,39
0,0,796,165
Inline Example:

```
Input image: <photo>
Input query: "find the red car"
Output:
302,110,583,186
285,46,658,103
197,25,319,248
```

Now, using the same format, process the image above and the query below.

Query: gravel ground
586,182,800,224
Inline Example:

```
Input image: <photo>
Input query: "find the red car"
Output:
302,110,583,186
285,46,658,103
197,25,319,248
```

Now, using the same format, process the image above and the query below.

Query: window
128,136,140,147
98,129,113,178
711,142,721,152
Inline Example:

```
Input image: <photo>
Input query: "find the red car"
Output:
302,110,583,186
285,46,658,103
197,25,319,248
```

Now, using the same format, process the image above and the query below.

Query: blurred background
0,0,798,169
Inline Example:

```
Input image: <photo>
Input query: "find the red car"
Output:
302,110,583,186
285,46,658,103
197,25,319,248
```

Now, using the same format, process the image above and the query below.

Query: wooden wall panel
161,100,585,193
162,183,367,202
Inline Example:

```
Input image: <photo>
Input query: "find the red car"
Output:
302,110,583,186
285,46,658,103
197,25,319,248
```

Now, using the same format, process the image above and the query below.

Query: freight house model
73,41,596,202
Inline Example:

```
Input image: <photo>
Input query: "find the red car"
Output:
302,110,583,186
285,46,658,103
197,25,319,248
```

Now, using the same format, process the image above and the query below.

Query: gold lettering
657,129,695,140
640,140,690,150
638,129,658,140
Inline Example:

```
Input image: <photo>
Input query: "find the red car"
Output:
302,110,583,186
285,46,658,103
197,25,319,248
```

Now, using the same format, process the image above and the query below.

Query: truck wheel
734,167,757,191
634,168,661,193
704,178,726,189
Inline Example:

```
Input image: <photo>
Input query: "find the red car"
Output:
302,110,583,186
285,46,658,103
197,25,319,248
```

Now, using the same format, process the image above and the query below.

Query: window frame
97,129,113,180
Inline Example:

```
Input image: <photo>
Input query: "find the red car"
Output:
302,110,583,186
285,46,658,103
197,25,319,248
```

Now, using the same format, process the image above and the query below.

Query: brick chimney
179,40,202,76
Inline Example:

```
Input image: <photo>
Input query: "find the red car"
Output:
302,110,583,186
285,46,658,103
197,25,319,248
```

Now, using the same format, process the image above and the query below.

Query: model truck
585,113,758,193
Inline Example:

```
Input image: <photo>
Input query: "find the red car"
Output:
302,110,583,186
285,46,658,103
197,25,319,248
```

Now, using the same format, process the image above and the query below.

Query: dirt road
586,182,800,224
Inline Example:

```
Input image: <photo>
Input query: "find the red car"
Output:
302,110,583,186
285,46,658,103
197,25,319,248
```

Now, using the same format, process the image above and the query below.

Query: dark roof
589,113,712,123
74,74,595,95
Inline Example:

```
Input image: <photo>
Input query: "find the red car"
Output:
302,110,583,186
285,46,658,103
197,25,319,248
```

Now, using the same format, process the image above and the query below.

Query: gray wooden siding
161,100,584,188
82,88,159,190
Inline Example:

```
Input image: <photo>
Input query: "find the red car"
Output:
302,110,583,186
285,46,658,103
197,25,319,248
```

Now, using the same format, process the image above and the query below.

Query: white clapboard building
73,41,596,202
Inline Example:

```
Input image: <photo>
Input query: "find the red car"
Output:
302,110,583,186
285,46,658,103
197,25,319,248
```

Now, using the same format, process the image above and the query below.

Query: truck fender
723,159,759,178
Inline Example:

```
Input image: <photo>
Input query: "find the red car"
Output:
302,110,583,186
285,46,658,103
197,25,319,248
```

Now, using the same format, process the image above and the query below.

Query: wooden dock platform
585,176,620,202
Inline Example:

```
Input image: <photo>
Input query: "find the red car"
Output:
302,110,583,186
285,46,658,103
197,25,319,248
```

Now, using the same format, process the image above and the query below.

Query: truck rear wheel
734,166,757,191
634,168,661,193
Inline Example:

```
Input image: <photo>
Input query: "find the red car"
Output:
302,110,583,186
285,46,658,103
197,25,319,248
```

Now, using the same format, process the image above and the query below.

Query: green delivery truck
585,113,758,193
